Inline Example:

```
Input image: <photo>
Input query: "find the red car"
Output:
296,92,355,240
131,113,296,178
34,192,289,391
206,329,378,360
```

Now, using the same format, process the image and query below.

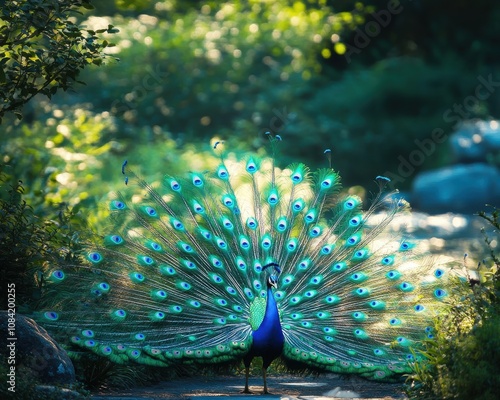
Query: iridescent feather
37,141,452,393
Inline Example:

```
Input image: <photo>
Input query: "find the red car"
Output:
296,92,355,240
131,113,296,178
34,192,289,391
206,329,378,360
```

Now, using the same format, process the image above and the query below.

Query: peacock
37,137,452,394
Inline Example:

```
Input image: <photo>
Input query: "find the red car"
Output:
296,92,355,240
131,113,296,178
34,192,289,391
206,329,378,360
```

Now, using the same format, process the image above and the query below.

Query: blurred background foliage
2,1,500,394
2,0,500,218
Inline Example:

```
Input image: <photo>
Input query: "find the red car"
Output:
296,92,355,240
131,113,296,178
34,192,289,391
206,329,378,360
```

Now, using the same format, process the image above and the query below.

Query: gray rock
450,120,500,163
0,311,75,385
35,385,85,399
411,163,500,214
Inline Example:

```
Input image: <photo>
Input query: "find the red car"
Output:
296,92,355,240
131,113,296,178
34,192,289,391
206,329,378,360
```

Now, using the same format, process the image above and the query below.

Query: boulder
411,163,500,214
0,311,75,385
450,120,500,163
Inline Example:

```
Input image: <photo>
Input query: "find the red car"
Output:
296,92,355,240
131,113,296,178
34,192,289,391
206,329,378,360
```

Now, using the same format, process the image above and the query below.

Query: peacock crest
38,138,451,393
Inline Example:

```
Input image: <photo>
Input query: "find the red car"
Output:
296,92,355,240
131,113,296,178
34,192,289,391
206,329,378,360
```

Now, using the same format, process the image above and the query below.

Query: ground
90,374,407,399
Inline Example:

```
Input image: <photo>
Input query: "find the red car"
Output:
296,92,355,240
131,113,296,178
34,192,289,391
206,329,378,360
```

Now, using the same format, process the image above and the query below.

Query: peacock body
38,141,451,393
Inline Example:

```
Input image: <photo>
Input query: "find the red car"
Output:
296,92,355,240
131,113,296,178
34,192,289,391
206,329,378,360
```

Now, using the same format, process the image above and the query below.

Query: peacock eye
268,191,279,205
321,178,332,188
246,159,257,173
170,180,181,191
51,270,65,281
111,200,125,210
434,288,447,298
349,215,362,227
292,199,305,212
247,217,258,229
292,173,302,182
192,175,204,187
112,235,123,244
88,252,103,263
236,258,247,270
287,239,297,251
240,237,250,249
222,195,235,208
192,200,204,213
217,166,229,179
310,226,321,237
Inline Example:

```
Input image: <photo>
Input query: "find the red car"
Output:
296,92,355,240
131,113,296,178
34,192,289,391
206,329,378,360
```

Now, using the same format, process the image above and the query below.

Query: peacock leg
242,366,252,393
241,360,252,394
262,367,268,394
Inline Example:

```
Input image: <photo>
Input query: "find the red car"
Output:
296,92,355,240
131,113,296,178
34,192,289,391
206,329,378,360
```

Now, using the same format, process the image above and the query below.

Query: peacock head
262,262,281,290
268,275,278,289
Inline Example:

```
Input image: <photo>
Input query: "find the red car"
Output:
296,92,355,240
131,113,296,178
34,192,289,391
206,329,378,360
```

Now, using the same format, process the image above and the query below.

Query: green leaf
0,66,5,84
81,2,95,10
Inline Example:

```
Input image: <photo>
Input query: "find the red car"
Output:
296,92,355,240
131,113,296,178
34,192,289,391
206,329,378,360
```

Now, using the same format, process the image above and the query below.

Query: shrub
0,0,118,121
406,208,500,400
0,172,83,311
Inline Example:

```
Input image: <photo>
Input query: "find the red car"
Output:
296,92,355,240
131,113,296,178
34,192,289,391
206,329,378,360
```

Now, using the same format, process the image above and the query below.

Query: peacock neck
262,286,281,331
250,286,284,358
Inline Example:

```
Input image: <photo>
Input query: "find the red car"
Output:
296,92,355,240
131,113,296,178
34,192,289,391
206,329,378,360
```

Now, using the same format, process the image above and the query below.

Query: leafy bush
406,208,500,400
70,352,160,390
0,0,118,121
0,172,83,311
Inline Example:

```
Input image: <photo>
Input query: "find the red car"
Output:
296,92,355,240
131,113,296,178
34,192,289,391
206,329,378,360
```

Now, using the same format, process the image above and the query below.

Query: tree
0,0,118,122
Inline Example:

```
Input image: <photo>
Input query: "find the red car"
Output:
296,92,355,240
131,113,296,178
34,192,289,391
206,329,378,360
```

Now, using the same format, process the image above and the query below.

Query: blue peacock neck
250,279,285,359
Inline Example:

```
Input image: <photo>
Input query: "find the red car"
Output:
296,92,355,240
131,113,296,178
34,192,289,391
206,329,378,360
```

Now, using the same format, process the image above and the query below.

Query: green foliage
328,0,500,68
69,350,239,390
0,172,84,311
282,57,476,185
0,0,118,122
28,0,496,189
407,314,500,400
1,105,120,214
70,2,339,138
405,208,500,400
478,208,500,270
70,352,159,390
2,1,500,196
0,104,225,213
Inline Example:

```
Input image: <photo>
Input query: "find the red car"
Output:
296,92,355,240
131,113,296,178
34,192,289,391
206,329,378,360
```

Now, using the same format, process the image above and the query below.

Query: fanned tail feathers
38,148,452,380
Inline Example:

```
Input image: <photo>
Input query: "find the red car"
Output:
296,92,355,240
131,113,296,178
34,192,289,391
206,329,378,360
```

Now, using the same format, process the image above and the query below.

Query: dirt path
90,374,407,399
